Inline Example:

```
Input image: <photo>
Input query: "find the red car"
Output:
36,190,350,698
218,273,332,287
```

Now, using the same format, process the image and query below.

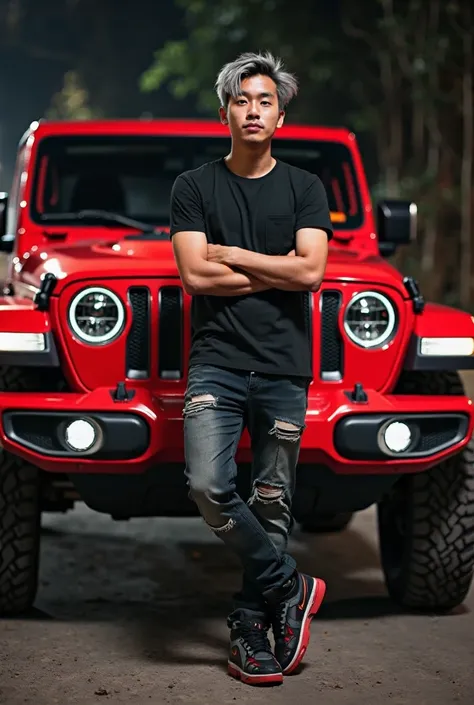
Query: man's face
219,74,285,145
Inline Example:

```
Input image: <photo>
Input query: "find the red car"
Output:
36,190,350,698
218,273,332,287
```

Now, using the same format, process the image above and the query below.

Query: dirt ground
1,503,474,705
0,373,473,705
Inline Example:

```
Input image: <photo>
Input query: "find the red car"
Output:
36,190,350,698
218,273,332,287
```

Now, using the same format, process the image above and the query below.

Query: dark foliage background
1,0,472,310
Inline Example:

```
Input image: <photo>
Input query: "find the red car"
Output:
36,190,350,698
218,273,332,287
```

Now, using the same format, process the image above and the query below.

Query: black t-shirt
169,158,333,378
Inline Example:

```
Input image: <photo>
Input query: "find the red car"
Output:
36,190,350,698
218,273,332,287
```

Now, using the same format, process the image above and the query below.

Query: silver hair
215,51,298,109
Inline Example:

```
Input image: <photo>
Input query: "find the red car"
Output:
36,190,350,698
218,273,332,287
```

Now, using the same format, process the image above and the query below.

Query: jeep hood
18,238,179,292
17,238,408,296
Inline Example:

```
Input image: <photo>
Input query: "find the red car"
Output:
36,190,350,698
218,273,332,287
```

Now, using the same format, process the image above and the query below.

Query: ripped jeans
183,363,309,620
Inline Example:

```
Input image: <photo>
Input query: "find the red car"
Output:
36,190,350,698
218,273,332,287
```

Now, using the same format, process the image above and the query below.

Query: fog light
383,421,412,453
64,419,98,452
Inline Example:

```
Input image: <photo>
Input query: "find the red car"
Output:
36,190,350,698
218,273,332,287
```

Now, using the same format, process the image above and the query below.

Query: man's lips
244,124,263,132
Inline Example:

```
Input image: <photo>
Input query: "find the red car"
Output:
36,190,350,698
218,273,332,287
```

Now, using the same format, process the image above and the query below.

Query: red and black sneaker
271,572,326,675
227,617,283,686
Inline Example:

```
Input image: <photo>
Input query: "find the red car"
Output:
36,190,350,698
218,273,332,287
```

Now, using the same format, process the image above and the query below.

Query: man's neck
224,145,276,179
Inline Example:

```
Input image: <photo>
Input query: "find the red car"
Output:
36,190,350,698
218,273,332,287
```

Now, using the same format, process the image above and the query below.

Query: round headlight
344,291,396,348
68,287,125,344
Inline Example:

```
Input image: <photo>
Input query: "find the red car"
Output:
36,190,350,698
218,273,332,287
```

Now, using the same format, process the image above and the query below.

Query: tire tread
379,371,474,610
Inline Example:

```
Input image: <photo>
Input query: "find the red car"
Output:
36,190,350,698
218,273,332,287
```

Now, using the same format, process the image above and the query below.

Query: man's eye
262,101,271,106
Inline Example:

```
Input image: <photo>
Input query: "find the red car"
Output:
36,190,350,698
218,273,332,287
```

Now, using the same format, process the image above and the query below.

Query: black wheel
0,365,67,616
0,364,67,394
0,453,41,615
301,512,353,533
378,371,474,611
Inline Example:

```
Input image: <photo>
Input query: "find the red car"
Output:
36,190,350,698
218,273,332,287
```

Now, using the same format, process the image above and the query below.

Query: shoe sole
228,662,283,686
282,577,327,676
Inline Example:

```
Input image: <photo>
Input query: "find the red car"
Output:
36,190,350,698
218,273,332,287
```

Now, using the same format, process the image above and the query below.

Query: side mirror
376,199,417,257
0,192,14,253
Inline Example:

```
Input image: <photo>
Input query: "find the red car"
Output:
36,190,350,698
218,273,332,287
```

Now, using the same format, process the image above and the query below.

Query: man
170,51,333,686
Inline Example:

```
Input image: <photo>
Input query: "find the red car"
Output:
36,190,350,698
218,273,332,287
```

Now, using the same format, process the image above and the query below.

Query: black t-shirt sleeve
295,176,333,241
169,174,206,237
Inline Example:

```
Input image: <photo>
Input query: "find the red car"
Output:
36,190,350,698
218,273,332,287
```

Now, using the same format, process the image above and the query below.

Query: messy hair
215,51,298,109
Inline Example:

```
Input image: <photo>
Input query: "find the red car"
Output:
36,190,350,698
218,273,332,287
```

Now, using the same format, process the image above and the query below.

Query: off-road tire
0,365,64,616
0,364,67,393
300,512,353,533
377,371,474,611
0,453,41,616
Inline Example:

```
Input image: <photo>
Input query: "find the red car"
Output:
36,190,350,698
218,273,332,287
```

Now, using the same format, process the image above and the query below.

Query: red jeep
0,119,473,616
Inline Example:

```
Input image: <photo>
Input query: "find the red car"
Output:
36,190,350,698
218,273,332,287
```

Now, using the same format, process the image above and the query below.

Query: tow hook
345,382,368,404
110,381,136,402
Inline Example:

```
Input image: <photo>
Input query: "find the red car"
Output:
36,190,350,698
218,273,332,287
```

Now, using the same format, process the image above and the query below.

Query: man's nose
246,103,260,118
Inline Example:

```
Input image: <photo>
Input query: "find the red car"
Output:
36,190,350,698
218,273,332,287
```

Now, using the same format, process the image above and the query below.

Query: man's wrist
230,246,252,269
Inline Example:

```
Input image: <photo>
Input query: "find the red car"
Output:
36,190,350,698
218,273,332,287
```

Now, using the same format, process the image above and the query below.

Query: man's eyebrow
237,90,275,99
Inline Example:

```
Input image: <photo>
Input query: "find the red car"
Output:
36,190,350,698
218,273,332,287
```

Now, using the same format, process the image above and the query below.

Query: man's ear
277,110,285,129
219,106,229,125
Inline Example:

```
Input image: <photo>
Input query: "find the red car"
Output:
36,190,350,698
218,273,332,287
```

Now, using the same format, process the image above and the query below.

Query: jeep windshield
31,135,364,231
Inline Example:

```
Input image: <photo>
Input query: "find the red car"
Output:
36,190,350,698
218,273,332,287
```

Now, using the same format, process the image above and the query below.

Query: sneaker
271,572,326,675
227,616,283,686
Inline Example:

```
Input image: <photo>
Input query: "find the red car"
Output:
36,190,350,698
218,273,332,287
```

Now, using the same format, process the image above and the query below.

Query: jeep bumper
0,386,472,475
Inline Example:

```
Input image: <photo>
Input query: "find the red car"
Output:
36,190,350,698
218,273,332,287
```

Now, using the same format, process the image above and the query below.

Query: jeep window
31,135,363,230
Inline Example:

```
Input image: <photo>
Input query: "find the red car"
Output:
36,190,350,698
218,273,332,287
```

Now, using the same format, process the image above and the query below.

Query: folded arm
170,173,272,296
172,230,272,296
208,228,330,292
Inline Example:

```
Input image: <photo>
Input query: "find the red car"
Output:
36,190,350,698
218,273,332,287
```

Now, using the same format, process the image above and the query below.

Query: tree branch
340,0,375,44
379,0,413,79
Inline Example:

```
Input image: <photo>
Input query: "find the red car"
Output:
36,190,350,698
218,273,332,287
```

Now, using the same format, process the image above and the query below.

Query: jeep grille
126,287,151,379
158,286,184,380
320,290,343,381
122,284,344,385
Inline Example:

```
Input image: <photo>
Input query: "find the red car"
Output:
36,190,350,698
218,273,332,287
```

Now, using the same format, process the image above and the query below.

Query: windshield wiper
40,209,160,235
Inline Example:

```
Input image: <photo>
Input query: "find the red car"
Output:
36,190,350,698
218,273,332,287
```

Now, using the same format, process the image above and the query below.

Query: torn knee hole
269,419,303,443
190,394,215,403
249,482,285,505
207,517,235,533
183,394,218,416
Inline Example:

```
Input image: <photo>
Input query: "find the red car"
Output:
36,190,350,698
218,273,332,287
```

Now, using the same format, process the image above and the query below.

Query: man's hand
207,244,237,266
172,232,271,296
226,229,329,292
207,244,296,265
